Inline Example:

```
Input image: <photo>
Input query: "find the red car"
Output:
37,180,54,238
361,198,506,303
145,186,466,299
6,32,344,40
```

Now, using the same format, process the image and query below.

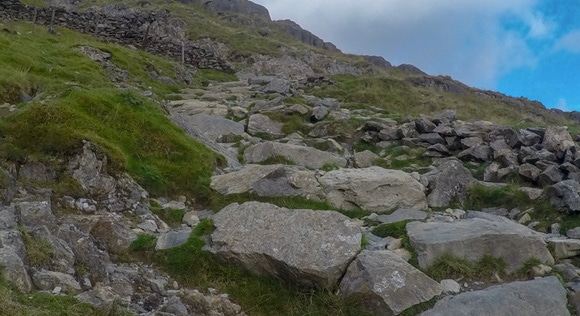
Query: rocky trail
3,69,580,315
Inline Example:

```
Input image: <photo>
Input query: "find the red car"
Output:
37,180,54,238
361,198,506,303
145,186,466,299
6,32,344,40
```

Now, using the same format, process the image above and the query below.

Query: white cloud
554,29,580,53
252,0,545,89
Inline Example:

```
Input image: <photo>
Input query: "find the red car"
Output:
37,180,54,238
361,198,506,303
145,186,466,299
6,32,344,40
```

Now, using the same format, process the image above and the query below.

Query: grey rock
211,164,324,200
458,145,492,162
420,277,569,316
31,269,81,294
567,227,580,239
89,216,137,255
310,106,328,122
207,202,361,288
378,126,402,141
518,187,544,200
433,109,457,124
339,250,442,315
156,228,192,250
352,150,379,168
183,114,245,142
519,163,541,182
419,133,445,145
421,159,475,208
538,165,565,187
247,114,284,138
319,167,427,212
15,198,57,231
407,217,554,273
553,263,579,281
440,279,461,294
547,180,580,212
550,239,580,259
170,113,241,169
159,76,176,85
68,141,117,197
415,117,437,134
18,161,56,182
376,209,428,224
243,141,347,170
426,143,451,155
0,247,32,292
460,136,483,148
0,205,17,230
263,78,291,95
543,126,574,153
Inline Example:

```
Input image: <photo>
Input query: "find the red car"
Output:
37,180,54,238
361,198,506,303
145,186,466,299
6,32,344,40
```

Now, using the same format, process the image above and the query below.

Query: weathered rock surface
319,167,427,212
340,250,442,315
421,159,474,208
247,114,284,138
206,202,362,288
243,141,347,169
407,216,554,272
210,164,325,200
420,277,569,316
376,209,428,224
543,126,574,153
548,179,580,213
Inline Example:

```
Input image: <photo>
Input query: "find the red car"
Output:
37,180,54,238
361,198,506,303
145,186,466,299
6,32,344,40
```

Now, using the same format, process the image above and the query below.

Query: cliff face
273,19,340,52
203,0,271,20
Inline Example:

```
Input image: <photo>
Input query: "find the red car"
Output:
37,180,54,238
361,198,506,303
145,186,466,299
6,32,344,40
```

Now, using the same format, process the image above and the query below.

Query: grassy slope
0,21,222,199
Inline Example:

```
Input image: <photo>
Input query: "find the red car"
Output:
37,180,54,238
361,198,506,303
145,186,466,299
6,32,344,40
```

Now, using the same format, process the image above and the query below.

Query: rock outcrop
340,250,442,315
407,214,554,272
420,277,569,316
206,202,362,288
319,167,428,212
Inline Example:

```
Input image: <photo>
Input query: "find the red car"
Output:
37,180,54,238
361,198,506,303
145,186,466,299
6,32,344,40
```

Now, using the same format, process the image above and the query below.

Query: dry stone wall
0,0,233,72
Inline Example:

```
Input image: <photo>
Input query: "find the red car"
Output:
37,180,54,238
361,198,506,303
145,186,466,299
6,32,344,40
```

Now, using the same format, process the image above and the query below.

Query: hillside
1,0,580,315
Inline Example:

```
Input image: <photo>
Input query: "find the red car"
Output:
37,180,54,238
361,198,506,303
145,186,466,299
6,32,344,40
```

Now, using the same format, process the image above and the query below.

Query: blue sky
253,0,580,111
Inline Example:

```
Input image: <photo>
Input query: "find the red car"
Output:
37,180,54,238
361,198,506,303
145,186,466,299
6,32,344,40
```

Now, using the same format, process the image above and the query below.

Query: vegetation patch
427,253,507,282
129,234,157,252
18,227,55,268
371,220,418,266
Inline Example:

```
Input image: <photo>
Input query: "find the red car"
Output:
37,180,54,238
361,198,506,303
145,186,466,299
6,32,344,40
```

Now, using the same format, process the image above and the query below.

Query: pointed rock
340,250,442,315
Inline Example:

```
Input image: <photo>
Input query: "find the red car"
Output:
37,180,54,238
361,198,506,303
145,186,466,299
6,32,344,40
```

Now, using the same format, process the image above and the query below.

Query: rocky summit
3,0,580,315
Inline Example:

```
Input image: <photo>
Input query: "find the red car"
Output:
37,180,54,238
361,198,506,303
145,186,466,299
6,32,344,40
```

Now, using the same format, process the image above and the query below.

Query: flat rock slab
420,277,569,316
407,217,554,272
319,167,427,212
340,250,442,315
376,209,428,224
182,114,245,142
156,228,192,250
210,164,325,200
206,202,361,288
244,141,347,170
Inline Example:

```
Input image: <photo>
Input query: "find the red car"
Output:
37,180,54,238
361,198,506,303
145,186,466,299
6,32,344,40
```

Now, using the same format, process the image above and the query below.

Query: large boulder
243,141,347,170
319,167,427,212
210,164,325,200
543,126,574,153
420,277,569,316
420,159,474,208
340,250,442,315
548,180,580,213
206,202,362,288
181,114,245,142
247,114,284,138
407,215,554,272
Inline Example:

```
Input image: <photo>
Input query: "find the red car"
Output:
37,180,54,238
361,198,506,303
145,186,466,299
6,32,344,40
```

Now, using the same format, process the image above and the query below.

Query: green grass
0,22,223,199
427,253,507,281
129,234,157,251
310,74,574,127
18,227,55,268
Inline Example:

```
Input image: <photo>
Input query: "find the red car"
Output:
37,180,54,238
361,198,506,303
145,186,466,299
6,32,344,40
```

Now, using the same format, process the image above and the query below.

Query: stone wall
0,0,233,72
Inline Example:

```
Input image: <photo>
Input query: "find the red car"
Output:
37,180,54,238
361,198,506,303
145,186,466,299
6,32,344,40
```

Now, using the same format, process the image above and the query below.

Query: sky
252,0,580,112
